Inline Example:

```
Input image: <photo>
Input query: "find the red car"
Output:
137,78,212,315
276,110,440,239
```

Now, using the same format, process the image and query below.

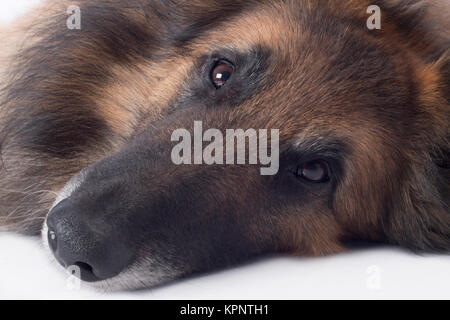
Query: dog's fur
0,0,449,289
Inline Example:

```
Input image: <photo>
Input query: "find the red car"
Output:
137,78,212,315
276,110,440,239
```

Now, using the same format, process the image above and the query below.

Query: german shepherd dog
0,0,448,290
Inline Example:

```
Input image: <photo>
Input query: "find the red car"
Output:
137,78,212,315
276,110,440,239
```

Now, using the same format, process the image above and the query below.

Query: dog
0,0,448,290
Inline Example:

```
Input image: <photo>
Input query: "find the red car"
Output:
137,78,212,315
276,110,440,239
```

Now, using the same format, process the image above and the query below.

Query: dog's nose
46,199,132,282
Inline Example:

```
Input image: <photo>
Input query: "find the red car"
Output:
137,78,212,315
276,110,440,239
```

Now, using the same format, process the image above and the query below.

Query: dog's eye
296,160,330,183
211,61,234,88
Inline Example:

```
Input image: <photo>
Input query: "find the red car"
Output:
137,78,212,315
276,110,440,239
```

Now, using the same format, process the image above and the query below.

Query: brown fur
0,0,448,288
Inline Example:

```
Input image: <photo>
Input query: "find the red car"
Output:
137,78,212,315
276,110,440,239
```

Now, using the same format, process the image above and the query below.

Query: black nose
46,199,132,282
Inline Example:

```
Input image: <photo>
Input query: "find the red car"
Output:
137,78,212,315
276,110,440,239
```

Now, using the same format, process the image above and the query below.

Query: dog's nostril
73,262,101,282
47,229,57,253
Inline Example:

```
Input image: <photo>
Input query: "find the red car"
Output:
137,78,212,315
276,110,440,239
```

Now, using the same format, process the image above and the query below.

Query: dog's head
31,0,448,290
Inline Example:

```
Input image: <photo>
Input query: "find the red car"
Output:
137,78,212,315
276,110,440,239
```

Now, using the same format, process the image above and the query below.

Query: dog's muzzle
45,198,133,282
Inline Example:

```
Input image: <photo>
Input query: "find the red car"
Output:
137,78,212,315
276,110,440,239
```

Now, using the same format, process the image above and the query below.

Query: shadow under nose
46,199,132,282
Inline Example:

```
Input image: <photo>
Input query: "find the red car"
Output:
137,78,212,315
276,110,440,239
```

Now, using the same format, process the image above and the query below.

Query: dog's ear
376,0,450,62
386,148,450,252
386,51,450,253
385,0,450,253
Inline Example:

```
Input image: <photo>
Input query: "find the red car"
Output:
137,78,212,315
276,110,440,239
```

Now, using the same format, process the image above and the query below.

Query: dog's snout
46,199,132,282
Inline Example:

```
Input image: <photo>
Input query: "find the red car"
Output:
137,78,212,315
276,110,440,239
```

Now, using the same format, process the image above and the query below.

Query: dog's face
30,0,449,290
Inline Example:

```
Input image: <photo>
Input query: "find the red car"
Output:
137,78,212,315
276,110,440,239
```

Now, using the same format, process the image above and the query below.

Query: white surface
1,234,449,299
1,1,449,300
0,0,42,24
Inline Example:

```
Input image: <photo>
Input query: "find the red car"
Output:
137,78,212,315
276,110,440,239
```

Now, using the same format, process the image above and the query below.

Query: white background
0,1,449,300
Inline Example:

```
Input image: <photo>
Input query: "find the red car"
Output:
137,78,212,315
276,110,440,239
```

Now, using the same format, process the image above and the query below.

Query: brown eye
296,160,331,183
211,61,234,88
